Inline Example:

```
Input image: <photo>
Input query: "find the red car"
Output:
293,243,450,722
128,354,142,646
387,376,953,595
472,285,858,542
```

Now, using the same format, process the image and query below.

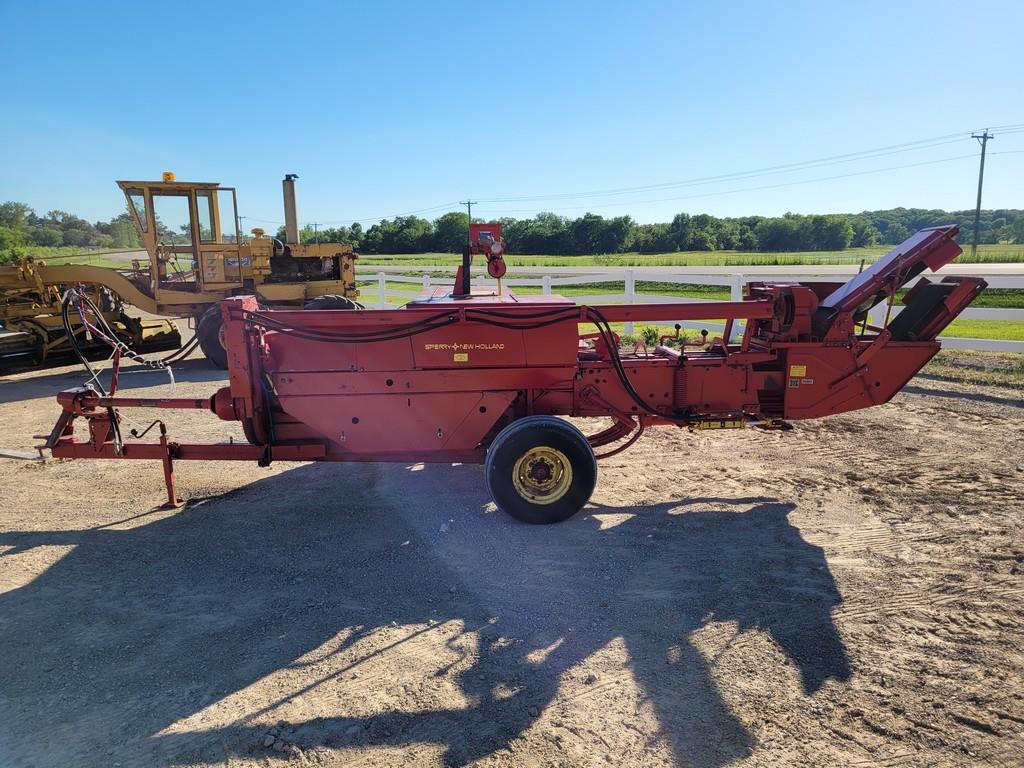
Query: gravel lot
0,356,1022,767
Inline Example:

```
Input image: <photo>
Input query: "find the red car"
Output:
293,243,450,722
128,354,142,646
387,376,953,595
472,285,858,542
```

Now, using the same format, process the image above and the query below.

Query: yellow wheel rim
217,323,227,351
512,446,572,505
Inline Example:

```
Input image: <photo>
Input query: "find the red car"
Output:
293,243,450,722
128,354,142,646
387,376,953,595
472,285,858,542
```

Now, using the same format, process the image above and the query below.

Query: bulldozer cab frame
117,179,244,295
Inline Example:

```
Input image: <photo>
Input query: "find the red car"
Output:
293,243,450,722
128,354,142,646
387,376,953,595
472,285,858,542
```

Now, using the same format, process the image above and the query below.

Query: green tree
63,228,95,247
850,216,879,247
31,227,63,247
669,213,693,250
0,225,27,265
1012,217,1024,244
603,215,634,253
0,202,34,232
630,222,674,253
109,212,142,248
571,213,607,254
432,211,470,252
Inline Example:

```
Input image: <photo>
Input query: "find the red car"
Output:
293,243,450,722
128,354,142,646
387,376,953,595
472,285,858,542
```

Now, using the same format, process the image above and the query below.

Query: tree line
0,201,141,257
288,208,1024,255
2,199,1022,265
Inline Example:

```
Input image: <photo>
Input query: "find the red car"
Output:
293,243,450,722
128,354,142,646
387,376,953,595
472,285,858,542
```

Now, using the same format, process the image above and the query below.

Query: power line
239,126,1024,225
242,201,463,228
347,129,1024,220
480,152,990,214
474,125,1024,204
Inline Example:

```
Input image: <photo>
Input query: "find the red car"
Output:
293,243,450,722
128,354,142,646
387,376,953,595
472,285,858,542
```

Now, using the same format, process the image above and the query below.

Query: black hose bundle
60,286,189,394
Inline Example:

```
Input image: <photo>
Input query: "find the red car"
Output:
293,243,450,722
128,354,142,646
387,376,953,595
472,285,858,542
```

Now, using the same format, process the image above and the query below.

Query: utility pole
460,200,477,244
970,130,993,259
313,222,319,245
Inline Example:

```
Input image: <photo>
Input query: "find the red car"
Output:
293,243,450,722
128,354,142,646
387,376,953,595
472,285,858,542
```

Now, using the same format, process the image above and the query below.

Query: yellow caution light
162,171,175,182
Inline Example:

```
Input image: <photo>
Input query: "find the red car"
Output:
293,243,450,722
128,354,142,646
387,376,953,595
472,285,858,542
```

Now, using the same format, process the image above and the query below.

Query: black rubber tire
303,295,363,310
484,416,597,524
197,306,228,369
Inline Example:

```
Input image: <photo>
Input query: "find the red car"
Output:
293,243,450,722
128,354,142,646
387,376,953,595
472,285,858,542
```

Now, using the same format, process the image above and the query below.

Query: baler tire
197,306,228,369
485,416,597,524
303,295,363,311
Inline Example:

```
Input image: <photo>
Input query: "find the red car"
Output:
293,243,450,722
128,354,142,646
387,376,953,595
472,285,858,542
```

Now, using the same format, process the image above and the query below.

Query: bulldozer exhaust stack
282,173,300,246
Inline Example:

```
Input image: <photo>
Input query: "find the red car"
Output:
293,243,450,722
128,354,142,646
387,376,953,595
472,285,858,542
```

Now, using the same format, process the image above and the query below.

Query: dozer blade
0,317,182,374
135,319,183,352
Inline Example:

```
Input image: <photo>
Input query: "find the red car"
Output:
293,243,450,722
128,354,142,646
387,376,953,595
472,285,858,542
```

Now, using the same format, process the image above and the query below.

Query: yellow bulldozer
0,173,359,369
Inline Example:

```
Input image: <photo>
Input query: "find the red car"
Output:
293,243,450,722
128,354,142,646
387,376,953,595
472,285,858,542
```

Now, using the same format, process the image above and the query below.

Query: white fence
359,267,1024,354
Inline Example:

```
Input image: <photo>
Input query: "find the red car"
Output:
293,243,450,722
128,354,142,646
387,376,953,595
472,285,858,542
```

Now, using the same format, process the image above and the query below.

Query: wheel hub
512,446,572,505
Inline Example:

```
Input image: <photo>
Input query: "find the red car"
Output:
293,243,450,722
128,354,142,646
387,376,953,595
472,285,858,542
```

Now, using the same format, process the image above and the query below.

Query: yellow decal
789,364,807,377
453,352,469,362
694,419,744,430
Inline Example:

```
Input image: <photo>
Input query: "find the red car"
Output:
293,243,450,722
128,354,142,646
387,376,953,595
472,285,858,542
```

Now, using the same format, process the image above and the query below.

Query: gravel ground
0,356,1022,767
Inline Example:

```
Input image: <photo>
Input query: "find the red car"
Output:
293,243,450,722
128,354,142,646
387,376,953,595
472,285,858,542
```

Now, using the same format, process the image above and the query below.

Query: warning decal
789,364,807,377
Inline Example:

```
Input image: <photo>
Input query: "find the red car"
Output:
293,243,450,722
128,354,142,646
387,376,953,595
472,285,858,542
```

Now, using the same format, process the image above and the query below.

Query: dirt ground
0,355,1022,768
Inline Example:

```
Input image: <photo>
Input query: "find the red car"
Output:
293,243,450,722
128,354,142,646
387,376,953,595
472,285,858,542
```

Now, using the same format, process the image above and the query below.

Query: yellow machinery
0,174,359,368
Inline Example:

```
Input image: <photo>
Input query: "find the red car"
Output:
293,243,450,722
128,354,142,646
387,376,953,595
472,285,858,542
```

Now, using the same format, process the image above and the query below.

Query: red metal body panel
39,226,986,508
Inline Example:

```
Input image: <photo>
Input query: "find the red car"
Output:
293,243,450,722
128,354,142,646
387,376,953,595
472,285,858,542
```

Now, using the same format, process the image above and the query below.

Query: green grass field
25,245,1024,343
606,319,1024,343
359,277,1024,342
38,255,139,269
21,247,136,268
24,242,1022,270
924,350,1024,389
22,245,124,260
358,242,1023,268
32,250,191,271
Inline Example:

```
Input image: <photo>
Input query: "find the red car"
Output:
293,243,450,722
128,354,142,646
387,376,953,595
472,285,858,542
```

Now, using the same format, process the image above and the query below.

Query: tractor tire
484,416,597,524
197,306,228,369
303,295,363,311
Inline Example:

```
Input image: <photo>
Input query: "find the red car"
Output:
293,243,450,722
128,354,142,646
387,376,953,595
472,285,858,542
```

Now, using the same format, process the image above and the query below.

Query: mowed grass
361,277,1024,341
358,249,889,267
363,278,1024,308
923,350,1024,389
22,246,132,261
941,319,1024,341
29,246,1024,342
23,241,1023,269
18,248,139,269
358,242,1022,268
38,255,139,269
33,252,191,271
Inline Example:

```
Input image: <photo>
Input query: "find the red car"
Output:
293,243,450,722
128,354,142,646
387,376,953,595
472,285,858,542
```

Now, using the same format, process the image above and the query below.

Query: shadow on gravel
0,462,850,767
902,383,1024,408
0,358,225,405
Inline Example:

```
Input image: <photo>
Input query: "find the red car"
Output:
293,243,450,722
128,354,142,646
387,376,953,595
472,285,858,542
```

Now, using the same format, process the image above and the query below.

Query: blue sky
1,0,1021,227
